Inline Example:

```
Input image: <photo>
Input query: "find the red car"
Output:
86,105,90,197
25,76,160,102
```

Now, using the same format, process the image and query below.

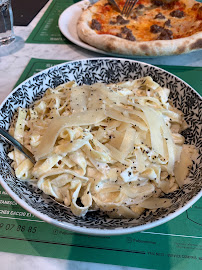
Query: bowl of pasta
0,58,201,235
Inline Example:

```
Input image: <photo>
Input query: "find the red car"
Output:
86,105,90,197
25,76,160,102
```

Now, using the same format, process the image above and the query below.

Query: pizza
77,0,202,56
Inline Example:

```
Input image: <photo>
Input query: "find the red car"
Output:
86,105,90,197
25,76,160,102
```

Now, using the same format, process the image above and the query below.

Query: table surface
0,1,202,269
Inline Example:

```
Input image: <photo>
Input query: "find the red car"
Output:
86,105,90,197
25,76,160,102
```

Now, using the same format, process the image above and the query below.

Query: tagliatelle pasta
8,77,197,218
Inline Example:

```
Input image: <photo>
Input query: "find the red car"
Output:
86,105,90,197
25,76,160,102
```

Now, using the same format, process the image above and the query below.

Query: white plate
59,1,105,54
58,0,155,59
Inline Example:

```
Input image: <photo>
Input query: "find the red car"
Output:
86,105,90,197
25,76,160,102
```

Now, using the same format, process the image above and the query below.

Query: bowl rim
0,57,201,236
0,177,201,235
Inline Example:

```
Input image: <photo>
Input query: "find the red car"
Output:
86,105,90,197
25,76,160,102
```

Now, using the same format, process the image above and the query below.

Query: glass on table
0,0,15,46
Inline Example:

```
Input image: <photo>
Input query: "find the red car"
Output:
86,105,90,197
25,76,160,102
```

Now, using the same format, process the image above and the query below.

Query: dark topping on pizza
164,19,171,27
163,1,177,10
135,4,145,15
170,10,184,18
152,0,164,7
121,26,131,34
126,32,136,41
91,19,102,31
157,28,173,40
117,26,136,41
110,15,130,25
130,13,137,20
152,0,177,8
150,24,164,33
154,13,166,19
116,33,122,39
136,4,145,9
117,15,130,24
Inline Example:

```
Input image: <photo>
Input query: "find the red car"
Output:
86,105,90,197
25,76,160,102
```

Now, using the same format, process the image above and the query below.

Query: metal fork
108,0,121,13
0,127,35,164
121,0,138,17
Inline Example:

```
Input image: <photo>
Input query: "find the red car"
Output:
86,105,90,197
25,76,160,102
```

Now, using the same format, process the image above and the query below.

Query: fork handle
0,127,35,164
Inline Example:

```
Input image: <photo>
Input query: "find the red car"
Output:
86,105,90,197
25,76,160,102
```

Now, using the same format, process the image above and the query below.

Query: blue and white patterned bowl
0,58,201,235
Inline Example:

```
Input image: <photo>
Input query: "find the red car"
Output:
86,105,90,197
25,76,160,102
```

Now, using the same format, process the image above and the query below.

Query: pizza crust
77,1,202,56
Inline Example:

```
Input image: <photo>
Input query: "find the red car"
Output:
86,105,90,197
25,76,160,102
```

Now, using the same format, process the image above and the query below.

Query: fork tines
122,0,138,17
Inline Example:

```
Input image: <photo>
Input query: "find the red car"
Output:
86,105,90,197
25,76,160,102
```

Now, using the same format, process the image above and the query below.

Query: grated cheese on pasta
9,77,197,218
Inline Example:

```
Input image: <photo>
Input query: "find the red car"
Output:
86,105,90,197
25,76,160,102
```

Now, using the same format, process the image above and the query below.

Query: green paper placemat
0,58,202,270
26,0,79,44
